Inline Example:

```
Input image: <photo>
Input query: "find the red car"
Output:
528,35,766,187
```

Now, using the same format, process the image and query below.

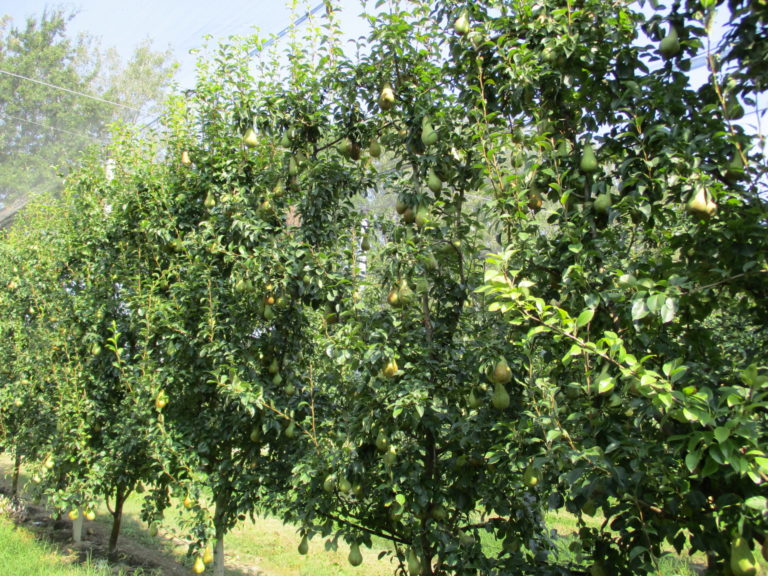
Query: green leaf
576,308,594,328
685,452,701,473
744,496,766,510
714,426,730,444
660,297,677,324
631,298,649,321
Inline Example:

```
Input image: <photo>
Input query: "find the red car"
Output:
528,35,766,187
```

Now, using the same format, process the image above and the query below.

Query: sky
0,0,370,89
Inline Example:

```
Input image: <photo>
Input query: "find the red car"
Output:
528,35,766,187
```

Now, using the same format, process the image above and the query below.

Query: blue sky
1,0,369,88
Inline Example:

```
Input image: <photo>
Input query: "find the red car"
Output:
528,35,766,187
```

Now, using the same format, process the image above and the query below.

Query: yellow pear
243,127,259,148
383,359,399,378
192,556,206,574
202,545,214,565
181,150,192,165
686,188,716,219
491,357,512,385
379,84,396,111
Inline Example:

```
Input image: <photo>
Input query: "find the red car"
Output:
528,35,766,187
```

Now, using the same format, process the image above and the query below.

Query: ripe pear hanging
491,381,510,410
730,536,758,576
421,117,438,146
348,542,363,567
580,143,598,173
427,169,442,194
454,11,470,36
243,127,259,148
298,534,309,555
659,26,681,59
379,84,396,111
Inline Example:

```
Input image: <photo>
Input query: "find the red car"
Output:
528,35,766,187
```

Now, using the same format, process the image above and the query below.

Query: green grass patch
0,514,121,576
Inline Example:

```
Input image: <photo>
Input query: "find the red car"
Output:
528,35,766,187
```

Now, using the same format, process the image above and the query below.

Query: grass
0,513,127,576
0,454,711,576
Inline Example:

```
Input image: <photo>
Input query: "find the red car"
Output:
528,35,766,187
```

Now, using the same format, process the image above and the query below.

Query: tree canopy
1,1,766,576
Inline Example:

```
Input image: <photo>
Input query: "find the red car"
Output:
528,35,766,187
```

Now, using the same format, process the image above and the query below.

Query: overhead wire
0,69,142,112
0,112,103,140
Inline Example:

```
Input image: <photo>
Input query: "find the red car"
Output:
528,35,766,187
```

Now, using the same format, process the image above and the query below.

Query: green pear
395,197,408,215
298,534,309,555
204,191,216,209
243,127,259,148
580,143,598,173
730,536,757,576
491,381,510,410
415,205,430,228
323,474,336,493
453,11,470,36
467,389,482,409
369,139,382,158
659,26,681,59
375,429,389,452
338,477,352,493
348,542,363,567
522,464,539,487
491,357,513,384
725,148,745,183
421,117,438,146
406,548,421,576
427,169,443,194
593,193,611,214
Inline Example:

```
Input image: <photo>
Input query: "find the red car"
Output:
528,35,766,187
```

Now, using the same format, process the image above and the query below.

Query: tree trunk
72,508,84,543
212,489,230,576
213,535,225,576
11,452,21,497
108,485,127,558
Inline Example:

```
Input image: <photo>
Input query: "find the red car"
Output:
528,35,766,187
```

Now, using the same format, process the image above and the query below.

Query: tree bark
11,452,21,497
108,485,127,558
212,489,230,576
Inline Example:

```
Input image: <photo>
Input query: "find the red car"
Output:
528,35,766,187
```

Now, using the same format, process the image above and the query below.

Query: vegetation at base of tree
1,1,766,576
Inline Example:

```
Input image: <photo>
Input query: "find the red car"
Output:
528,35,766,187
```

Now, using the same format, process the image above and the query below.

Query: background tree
0,9,176,214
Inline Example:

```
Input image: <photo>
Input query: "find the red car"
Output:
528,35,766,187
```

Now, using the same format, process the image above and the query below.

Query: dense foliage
1,1,766,575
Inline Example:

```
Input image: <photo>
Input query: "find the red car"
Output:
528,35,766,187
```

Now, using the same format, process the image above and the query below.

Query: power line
0,112,102,140
0,69,142,112
247,2,327,57
143,2,327,130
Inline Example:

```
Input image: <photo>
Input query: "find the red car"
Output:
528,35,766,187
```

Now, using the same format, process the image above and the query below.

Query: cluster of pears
489,357,512,410
388,278,414,308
